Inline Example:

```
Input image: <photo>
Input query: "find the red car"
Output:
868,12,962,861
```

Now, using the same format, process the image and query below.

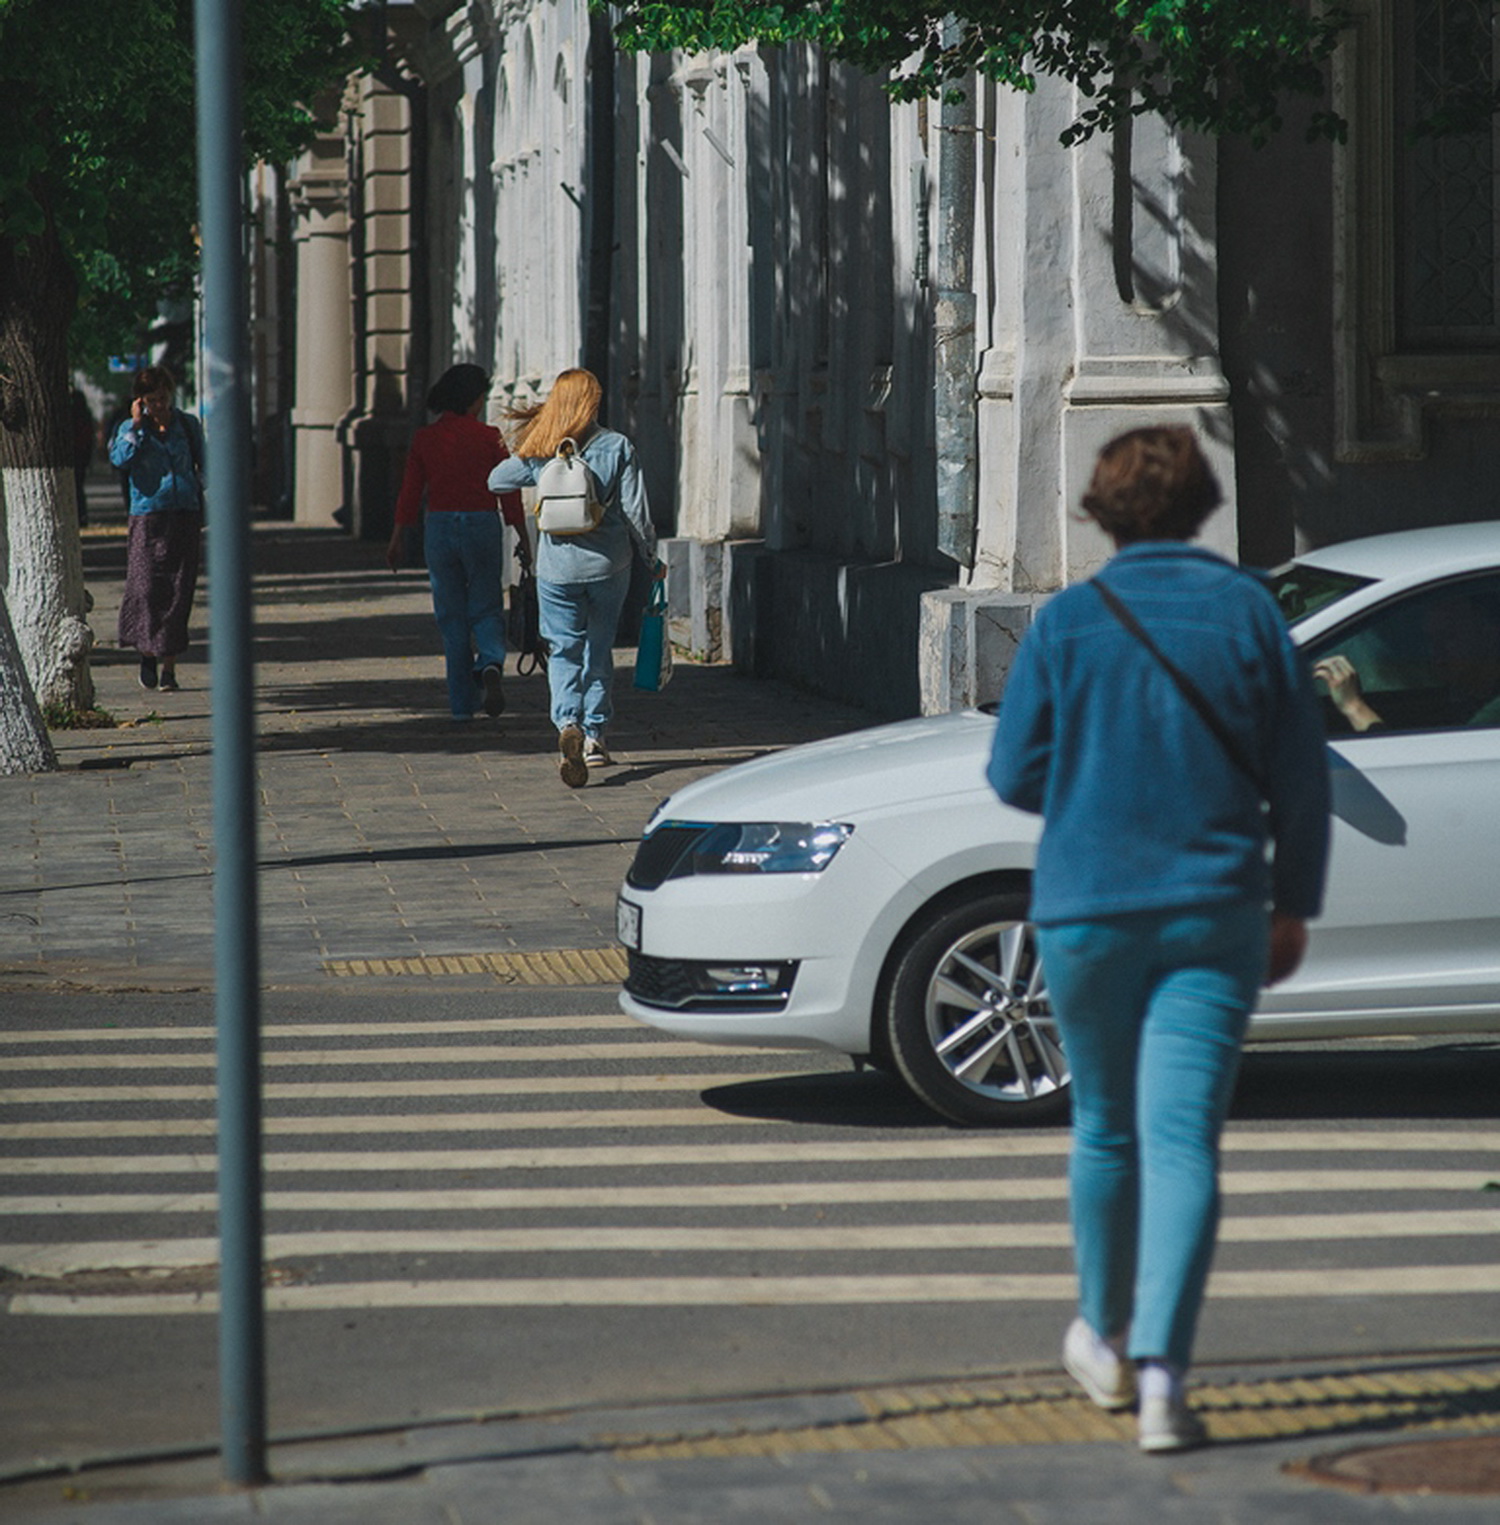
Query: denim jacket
487,427,655,584
988,542,1331,924
109,412,205,516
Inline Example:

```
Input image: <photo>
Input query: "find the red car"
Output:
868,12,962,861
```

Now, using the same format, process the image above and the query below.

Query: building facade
259,0,1500,717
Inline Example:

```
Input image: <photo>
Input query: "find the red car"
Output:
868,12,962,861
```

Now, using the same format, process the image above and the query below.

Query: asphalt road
3,983,1499,1475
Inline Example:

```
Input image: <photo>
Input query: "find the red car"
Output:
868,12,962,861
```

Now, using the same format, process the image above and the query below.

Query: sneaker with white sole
583,736,611,768
558,725,588,788
1062,1317,1135,1411
1137,1393,1207,1453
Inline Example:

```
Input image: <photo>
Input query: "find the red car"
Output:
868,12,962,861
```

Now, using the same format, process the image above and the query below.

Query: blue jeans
1037,902,1268,1370
538,568,631,735
423,510,507,717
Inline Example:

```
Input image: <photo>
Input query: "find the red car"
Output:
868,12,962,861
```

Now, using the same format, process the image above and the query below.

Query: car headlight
626,820,855,889
686,821,854,874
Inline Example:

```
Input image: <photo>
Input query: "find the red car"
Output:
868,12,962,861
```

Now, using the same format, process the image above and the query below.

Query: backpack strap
179,412,206,509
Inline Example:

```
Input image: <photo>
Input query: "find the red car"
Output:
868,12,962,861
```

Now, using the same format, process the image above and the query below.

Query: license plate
616,896,642,951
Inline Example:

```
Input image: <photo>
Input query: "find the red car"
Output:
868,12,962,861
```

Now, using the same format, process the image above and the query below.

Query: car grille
626,824,711,890
625,951,798,1011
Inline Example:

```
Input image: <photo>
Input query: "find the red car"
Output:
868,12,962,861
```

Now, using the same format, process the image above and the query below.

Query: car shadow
1231,1040,1500,1121
700,1068,961,1129
697,1039,1500,1129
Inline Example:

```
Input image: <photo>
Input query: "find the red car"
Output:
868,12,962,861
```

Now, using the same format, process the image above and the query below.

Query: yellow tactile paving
322,948,628,984
604,1366,1500,1459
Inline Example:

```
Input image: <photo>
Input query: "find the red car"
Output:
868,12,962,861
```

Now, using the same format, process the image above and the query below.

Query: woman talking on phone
110,366,205,692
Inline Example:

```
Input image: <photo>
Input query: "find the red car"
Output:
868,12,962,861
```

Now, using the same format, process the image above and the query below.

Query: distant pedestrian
987,426,1331,1453
488,369,660,786
110,367,205,692
387,364,527,722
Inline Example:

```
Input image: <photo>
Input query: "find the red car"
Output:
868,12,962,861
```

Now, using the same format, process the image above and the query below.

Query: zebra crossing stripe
0,1041,711,1071
5,1209,1498,1277
0,1015,638,1044
0,1169,1491,1216
0,1108,778,1139
12,1262,1500,1316
0,1074,774,1104
2,1114,1498,1149
3,1135,1496,1174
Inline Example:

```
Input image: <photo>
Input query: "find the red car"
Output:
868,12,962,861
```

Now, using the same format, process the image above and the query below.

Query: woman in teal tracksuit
988,426,1331,1454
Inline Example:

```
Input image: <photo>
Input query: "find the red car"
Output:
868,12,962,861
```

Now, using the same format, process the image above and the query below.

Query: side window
1306,573,1500,735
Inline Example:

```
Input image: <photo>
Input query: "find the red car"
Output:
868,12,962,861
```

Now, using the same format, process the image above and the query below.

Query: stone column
921,80,1233,713
346,75,418,541
288,130,355,528
1059,106,1235,575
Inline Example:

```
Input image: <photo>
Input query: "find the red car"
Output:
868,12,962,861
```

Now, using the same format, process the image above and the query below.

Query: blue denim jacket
109,412,205,516
988,542,1331,925
487,427,656,584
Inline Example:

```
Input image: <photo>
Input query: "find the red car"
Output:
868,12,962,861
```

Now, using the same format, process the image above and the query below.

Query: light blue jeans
423,510,507,718
538,567,631,735
1037,901,1268,1370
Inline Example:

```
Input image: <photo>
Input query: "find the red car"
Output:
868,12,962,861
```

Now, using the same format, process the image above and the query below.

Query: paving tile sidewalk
0,509,875,989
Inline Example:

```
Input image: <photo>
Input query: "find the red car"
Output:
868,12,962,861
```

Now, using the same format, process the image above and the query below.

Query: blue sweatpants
1037,902,1268,1369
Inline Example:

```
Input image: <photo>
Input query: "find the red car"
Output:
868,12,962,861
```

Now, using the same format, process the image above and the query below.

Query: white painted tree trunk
1,214,96,718
1,465,94,712
0,587,57,773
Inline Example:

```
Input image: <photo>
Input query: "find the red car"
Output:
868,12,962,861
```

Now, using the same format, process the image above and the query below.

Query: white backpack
533,437,604,536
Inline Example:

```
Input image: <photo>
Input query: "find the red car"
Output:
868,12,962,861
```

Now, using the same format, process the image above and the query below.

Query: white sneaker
1137,1393,1207,1453
1062,1317,1135,1411
583,736,611,768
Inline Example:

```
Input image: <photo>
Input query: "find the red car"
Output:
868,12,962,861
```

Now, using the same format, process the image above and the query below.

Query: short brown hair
133,365,176,398
1080,426,1222,544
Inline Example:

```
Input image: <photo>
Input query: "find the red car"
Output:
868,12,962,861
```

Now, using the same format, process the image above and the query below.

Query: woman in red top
387,365,527,720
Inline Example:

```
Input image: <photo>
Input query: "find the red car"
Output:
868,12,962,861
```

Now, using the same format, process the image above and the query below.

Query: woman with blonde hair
488,369,658,786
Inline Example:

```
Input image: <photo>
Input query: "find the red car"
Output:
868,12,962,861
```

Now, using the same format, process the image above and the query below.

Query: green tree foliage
0,0,358,365
0,0,360,717
607,0,1351,144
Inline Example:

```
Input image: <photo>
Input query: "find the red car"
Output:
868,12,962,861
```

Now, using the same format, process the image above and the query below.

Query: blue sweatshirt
987,542,1331,925
109,412,205,516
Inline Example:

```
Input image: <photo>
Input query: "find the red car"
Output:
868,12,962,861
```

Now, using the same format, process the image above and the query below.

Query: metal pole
194,0,267,1487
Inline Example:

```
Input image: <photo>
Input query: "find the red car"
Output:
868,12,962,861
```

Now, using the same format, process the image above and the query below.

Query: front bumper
615,837,905,1053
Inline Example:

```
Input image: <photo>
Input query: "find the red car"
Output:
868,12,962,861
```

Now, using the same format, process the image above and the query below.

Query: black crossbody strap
1093,578,1264,793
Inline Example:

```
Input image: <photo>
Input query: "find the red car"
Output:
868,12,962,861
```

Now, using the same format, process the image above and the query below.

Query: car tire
883,889,1070,1127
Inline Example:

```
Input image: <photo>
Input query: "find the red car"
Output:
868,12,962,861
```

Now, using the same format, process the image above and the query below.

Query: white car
617,523,1500,1125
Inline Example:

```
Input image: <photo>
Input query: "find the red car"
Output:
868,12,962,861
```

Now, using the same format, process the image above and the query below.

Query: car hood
653,709,999,824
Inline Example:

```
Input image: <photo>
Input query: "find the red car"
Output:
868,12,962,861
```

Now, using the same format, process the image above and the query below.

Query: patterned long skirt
117,512,203,659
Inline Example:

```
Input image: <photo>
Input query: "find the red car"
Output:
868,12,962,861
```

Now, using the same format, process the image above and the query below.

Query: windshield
1267,563,1374,626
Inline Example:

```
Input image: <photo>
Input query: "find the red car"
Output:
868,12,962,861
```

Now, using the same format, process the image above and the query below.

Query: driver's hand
1312,653,1362,708
1312,654,1383,731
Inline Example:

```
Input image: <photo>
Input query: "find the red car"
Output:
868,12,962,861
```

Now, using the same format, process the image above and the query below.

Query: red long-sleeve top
394,411,525,529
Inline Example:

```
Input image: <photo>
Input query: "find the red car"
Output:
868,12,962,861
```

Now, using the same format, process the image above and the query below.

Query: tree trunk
0,214,95,713
0,589,57,773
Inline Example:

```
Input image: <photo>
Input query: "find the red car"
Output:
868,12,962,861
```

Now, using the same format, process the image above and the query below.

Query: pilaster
288,129,355,527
